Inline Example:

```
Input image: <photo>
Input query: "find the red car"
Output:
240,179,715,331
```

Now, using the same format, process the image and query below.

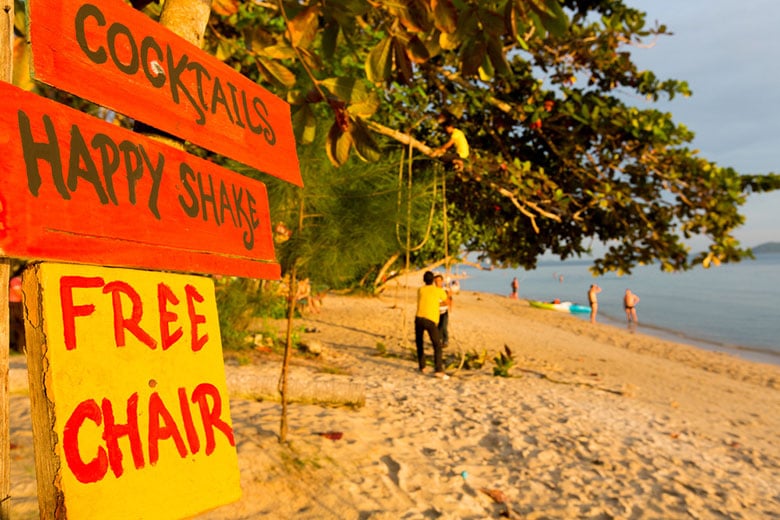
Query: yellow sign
29,262,240,519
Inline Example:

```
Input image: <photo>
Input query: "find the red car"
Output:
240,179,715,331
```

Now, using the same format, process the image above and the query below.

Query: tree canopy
16,0,780,284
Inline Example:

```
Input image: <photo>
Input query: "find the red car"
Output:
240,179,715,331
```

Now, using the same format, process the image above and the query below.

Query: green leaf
405,34,431,63
320,78,380,118
536,0,568,38
321,23,340,61
439,30,462,51
400,0,433,33
479,6,505,35
366,37,393,84
432,0,458,33
478,55,494,81
13,36,34,91
262,43,297,60
350,118,381,162
288,6,320,49
215,40,236,61
212,0,240,16
15,0,26,34
292,105,318,145
486,35,510,77
394,39,414,83
245,26,276,54
326,0,372,26
326,122,353,167
460,36,487,76
256,57,297,88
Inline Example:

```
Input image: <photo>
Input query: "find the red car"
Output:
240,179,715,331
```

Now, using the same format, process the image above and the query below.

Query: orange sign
29,0,303,186
25,262,241,518
0,81,280,279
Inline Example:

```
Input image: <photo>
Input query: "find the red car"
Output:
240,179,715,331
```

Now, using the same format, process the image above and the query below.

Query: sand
7,284,780,519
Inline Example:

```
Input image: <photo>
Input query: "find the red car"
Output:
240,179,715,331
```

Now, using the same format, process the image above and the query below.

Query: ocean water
452,253,780,366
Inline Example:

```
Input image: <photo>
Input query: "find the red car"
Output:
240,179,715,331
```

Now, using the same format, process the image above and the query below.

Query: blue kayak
529,300,591,314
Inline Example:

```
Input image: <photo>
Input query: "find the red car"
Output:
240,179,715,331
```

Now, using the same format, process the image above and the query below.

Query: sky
627,0,780,248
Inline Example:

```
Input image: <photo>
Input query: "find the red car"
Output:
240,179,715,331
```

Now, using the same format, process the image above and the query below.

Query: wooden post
0,263,10,520
1,1,14,517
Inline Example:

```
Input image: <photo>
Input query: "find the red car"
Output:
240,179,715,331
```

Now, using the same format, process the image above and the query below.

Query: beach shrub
215,277,289,351
492,345,515,377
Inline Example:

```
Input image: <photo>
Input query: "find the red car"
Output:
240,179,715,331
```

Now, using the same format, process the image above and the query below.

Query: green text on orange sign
29,0,302,186
0,81,280,279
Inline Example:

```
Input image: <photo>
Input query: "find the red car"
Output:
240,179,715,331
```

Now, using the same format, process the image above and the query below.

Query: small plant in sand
233,353,252,366
493,345,515,377
458,349,489,370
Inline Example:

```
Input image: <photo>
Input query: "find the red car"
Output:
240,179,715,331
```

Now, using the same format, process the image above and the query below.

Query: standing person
510,277,519,299
434,274,452,347
415,271,450,378
624,289,640,325
434,117,470,171
588,284,602,323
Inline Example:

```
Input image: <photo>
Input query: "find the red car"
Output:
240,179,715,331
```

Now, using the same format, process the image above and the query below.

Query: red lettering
63,399,108,483
63,384,233,483
103,281,158,349
178,386,200,454
148,391,187,464
59,276,210,352
102,393,145,478
192,383,235,455
158,283,183,350
185,284,208,351
60,276,104,350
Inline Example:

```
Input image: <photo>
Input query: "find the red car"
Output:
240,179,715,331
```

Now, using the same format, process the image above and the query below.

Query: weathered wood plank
29,0,302,186
0,81,280,279
24,263,241,519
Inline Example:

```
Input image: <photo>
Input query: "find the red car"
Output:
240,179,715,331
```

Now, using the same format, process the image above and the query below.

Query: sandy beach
7,283,780,519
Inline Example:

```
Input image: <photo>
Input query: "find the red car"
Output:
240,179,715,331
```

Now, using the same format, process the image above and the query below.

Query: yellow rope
394,142,440,352
395,145,437,252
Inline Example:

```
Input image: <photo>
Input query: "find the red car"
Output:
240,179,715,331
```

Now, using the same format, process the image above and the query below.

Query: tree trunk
159,0,212,46
135,0,212,148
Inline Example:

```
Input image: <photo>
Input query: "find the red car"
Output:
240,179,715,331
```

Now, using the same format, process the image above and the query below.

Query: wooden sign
24,262,241,519
29,0,303,187
0,81,281,279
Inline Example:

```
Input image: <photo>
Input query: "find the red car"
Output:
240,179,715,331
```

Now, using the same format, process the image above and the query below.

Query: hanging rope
441,163,449,274
438,166,467,373
395,146,438,253
394,142,439,351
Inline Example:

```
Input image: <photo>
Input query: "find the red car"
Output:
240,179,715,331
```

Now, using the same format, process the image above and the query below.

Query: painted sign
24,262,241,518
28,0,303,186
0,81,281,279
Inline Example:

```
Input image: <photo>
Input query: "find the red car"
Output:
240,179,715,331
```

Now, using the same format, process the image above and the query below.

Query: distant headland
752,242,780,254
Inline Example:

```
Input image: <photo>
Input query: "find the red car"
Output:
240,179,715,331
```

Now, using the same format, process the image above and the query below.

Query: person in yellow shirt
415,271,450,378
434,118,470,172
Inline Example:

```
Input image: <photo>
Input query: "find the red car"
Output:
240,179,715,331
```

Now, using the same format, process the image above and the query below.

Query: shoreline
455,256,780,362
7,287,780,518
394,269,780,367
565,303,780,367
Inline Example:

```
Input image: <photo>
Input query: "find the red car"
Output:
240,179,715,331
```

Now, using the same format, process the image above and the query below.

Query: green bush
215,277,289,351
